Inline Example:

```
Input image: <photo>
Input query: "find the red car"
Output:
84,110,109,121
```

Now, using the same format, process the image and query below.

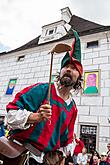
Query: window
80,125,97,153
87,40,98,48
49,29,54,35
17,55,25,62
45,27,57,36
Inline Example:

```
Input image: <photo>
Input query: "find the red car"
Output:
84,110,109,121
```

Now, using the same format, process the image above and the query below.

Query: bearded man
6,30,83,164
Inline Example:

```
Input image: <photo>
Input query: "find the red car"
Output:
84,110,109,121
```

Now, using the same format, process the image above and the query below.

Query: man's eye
71,66,76,70
65,65,69,68
71,66,75,69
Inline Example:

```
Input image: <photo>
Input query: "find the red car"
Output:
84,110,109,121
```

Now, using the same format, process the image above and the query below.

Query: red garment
6,83,78,152
107,156,110,164
74,139,84,156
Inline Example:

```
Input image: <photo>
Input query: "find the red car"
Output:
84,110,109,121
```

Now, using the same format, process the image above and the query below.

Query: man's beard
60,73,76,87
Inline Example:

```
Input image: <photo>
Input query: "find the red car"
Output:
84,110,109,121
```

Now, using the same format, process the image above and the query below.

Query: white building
0,7,110,153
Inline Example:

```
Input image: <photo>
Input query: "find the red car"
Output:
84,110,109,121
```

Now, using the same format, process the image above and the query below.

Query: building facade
0,7,110,153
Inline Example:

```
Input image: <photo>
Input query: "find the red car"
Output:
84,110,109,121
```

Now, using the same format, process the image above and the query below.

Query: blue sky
0,0,110,52
0,42,10,53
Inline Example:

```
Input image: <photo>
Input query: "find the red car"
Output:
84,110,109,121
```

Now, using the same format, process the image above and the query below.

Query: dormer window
49,29,54,35
45,27,57,36
38,7,72,44
38,20,67,44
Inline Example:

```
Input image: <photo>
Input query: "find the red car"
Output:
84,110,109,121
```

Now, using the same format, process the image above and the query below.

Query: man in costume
6,30,83,164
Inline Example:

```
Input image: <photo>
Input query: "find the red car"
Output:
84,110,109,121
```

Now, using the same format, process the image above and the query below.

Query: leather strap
24,143,42,156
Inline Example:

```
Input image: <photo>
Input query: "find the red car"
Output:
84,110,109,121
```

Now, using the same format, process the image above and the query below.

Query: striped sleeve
6,83,48,113
6,83,38,111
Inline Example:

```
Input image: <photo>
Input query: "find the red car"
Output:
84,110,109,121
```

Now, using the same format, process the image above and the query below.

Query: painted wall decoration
83,70,100,95
6,79,17,95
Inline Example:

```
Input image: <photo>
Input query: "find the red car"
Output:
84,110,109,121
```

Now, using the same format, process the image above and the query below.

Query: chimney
61,7,72,23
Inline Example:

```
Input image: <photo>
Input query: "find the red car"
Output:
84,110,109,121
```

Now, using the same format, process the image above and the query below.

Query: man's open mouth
63,73,72,79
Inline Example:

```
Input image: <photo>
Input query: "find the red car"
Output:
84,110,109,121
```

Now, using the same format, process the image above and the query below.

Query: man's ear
78,75,83,82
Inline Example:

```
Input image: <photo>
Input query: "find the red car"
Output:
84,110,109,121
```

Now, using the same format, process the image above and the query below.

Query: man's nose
66,66,72,72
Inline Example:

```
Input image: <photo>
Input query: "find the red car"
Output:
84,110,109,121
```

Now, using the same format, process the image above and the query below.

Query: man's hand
28,104,52,123
38,104,52,121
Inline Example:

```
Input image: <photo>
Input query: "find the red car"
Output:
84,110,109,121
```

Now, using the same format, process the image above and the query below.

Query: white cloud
70,0,110,25
0,0,70,49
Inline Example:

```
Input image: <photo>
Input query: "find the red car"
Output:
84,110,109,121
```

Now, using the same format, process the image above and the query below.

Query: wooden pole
47,52,54,104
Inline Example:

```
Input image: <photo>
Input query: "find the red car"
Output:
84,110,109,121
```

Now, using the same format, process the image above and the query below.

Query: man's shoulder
21,82,48,93
14,83,49,98
30,82,49,89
